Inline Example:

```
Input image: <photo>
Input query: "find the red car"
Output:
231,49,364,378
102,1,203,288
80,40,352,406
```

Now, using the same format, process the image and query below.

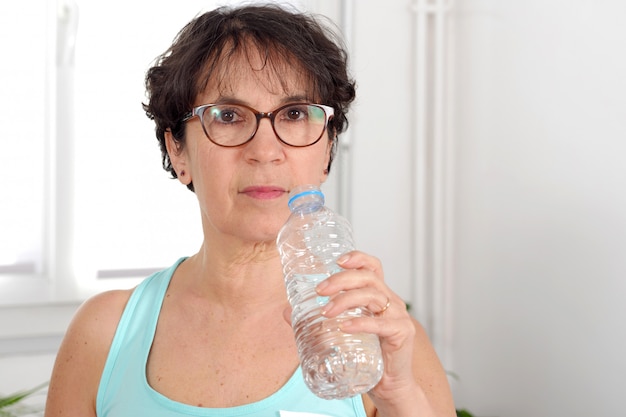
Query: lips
240,186,287,200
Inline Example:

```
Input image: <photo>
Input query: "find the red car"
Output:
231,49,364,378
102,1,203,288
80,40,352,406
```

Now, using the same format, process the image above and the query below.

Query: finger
315,267,381,296
282,305,293,325
375,297,391,316
339,311,414,346
320,287,391,317
337,251,384,280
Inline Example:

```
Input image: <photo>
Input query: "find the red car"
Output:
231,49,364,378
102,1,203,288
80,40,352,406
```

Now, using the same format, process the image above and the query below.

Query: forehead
199,42,317,103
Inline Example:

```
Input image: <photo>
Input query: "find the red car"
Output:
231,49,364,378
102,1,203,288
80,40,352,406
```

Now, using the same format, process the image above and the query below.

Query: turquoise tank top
96,258,368,417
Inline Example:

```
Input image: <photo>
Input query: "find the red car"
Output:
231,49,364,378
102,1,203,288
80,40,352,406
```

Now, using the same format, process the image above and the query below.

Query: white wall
349,1,416,305
346,1,626,415
451,0,626,416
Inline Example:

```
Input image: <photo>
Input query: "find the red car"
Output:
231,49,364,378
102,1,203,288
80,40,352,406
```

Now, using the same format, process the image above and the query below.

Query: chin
239,219,283,243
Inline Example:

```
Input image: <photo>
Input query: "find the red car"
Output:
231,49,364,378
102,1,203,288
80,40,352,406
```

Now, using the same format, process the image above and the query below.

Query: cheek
198,151,234,191
319,140,334,173
185,145,225,198
292,150,331,184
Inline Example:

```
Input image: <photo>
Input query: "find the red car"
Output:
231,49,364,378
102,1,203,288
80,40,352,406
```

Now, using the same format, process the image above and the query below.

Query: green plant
0,382,47,417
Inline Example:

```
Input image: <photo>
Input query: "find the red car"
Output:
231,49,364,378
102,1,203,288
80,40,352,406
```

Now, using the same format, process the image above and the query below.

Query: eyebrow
207,94,313,108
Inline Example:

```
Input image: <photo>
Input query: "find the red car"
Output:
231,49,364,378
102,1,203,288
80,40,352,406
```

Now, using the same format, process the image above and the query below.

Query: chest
146,304,299,408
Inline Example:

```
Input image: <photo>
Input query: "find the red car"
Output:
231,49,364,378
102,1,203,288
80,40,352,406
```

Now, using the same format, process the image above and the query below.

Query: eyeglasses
181,102,334,147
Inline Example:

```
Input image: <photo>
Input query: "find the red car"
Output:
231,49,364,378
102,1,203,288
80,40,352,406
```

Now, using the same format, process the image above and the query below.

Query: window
0,1,47,278
0,0,343,305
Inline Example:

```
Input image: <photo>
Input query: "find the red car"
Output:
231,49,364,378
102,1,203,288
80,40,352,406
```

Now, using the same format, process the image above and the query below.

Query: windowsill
0,274,81,308
0,301,79,355
0,274,144,357
0,272,143,308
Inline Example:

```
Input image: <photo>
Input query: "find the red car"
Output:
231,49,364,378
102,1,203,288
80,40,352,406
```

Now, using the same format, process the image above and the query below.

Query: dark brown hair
143,4,356,191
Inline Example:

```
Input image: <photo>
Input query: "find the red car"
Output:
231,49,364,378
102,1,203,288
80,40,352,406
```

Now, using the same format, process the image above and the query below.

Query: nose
243,117,284,163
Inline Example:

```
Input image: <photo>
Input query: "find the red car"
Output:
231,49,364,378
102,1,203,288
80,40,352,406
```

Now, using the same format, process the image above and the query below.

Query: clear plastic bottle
276,184,384,400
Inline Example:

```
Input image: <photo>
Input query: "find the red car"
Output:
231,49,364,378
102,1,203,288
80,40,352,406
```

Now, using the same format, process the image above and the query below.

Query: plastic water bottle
276,185,384,400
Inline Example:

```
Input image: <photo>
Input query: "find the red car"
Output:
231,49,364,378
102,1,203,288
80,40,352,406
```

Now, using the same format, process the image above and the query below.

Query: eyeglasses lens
201,104,328,147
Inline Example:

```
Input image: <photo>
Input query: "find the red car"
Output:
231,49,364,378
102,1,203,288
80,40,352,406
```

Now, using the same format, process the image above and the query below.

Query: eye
218,110,235,123
208,107,241,124
280,104,310,123
287,108,304,121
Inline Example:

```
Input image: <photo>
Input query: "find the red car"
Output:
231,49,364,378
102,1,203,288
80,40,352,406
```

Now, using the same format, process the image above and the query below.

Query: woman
45,4,455,417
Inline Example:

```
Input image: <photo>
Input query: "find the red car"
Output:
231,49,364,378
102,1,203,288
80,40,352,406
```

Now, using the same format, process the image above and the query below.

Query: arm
362,318,456,417
44,290,131,417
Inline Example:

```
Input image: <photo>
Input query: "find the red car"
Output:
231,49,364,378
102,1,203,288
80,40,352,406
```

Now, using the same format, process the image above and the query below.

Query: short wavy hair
143,4,356,191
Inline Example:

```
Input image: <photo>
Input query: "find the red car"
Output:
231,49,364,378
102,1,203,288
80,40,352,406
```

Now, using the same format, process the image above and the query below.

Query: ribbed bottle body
276,186,383,400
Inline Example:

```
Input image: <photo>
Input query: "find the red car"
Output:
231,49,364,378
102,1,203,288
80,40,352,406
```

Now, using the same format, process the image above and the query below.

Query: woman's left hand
315,250,455,417
315,251,416,394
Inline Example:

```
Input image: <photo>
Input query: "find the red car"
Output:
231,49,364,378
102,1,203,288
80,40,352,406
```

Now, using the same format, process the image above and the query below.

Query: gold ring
377,297,391,315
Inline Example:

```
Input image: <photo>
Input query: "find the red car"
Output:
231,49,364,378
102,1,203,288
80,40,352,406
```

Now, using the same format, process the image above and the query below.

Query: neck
179,237,287,311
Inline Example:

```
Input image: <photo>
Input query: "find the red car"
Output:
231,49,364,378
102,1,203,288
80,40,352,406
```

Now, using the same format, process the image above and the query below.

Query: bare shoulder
62,289,133,357
44,289,133,417
73,289,133,331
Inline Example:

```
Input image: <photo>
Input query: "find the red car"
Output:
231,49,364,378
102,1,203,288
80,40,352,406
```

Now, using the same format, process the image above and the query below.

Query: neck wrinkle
180,238,287,311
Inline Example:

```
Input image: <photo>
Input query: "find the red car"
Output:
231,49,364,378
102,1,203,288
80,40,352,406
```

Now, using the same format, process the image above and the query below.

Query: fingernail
337,254,350,265
339,320,352,329
321,301,334,316
316,280,329,293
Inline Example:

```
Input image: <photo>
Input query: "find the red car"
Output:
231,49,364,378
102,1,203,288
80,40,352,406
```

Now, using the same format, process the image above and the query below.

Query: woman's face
167,50,332,244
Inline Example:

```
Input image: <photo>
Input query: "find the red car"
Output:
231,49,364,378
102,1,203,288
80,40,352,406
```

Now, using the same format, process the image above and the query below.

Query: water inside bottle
287,273,383,399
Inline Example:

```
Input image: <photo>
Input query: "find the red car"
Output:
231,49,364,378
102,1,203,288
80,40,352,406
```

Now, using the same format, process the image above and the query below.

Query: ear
165,130,191,185
320,136,334,183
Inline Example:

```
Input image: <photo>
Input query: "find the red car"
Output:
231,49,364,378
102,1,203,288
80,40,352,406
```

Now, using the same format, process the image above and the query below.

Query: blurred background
1,0,625,416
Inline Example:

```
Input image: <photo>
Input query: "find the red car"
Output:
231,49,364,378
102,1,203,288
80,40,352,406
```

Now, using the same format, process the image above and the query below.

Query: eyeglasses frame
181,102,335,148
